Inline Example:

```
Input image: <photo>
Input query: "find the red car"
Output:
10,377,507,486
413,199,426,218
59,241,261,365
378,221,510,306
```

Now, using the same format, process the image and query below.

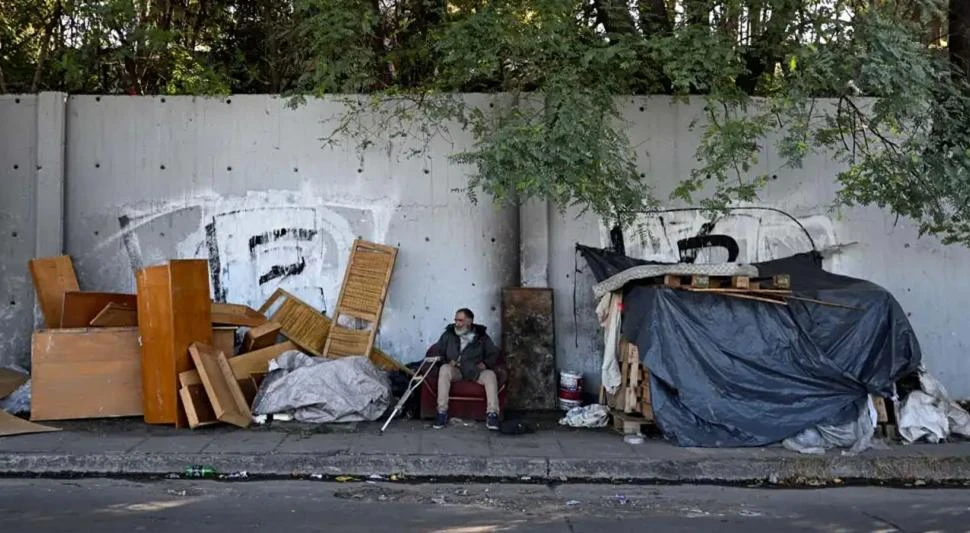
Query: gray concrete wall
2,93,969,400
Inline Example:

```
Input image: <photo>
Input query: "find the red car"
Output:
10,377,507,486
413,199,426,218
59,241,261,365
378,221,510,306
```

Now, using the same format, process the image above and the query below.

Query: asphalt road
1,478,968,532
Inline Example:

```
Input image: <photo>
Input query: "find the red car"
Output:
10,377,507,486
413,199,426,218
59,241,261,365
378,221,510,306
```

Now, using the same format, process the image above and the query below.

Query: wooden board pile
601,339,654,435
2,238,403,434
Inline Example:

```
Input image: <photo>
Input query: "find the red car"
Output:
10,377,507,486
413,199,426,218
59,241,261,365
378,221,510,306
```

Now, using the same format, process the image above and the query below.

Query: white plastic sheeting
782,397,882,455
899,369,970,444
251,351,391,423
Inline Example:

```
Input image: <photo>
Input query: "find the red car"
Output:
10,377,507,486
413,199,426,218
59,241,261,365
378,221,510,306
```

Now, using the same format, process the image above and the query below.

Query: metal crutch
380,356,439,433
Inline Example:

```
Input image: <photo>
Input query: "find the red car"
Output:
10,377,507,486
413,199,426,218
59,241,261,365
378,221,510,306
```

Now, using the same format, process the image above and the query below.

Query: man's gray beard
455,326,470,335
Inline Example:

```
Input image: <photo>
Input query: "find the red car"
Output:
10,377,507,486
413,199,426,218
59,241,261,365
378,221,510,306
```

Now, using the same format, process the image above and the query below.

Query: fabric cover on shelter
578,246,922,447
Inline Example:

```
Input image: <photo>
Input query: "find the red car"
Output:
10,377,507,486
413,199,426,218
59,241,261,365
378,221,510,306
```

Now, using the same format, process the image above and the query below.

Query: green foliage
4,0,970,244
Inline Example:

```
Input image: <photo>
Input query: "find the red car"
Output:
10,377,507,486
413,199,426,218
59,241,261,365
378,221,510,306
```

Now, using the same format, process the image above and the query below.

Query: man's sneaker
433,412,447,429
486,412,499,431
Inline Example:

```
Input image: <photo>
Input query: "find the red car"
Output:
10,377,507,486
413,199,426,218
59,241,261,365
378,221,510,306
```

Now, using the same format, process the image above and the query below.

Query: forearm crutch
380,356,439,433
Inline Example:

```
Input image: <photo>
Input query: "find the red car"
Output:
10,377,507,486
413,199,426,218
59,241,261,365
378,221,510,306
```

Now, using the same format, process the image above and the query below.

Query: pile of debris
1,239,408,436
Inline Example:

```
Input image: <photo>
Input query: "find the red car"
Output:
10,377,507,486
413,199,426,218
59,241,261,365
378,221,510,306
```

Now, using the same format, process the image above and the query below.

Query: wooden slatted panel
322,240,397,367
325,326,372,358
258,288,408,373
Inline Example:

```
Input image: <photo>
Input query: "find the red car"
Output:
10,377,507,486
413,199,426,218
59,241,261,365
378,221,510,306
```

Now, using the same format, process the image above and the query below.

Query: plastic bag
558,404,609,428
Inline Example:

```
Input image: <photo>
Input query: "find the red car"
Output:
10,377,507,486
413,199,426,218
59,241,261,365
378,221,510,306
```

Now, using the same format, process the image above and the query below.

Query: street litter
559,404,609,428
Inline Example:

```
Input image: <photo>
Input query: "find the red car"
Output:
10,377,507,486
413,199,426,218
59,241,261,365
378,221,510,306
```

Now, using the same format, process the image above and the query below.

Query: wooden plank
28,255,80,328
60,292,136,328
212,326,236,357
188,343,251,428
872,395,889,424
0,411,60,438
0,368,27,399
242,321,281,353
179,341,297,387
30,328,143,420
180,385,218,429
136,260,212,426
211,303,268,327
89,302,138,327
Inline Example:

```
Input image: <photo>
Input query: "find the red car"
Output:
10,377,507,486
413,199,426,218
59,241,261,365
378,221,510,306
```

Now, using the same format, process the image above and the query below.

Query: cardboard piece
188,343,251,428
60,292,137,328
0,410,60,438
136,260,212,427
28,255,80,328
30,327,143,421
0,368,28,399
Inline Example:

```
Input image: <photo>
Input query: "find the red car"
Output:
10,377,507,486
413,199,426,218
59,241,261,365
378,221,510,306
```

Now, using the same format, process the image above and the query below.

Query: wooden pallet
610,410,655,435
601,338,655,419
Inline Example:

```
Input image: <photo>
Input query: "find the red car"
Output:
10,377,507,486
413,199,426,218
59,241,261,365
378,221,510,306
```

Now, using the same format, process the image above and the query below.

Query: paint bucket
558,371,584,411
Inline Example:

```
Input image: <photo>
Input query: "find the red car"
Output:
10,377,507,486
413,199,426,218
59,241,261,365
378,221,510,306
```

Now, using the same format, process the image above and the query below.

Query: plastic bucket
558,371,584,410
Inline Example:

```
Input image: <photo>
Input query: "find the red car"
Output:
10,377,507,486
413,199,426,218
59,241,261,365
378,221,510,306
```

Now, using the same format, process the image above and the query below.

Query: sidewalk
2,417,970,484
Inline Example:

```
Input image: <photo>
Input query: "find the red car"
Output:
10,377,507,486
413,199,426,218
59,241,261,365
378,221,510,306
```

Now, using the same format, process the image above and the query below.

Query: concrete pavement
2,417,970,484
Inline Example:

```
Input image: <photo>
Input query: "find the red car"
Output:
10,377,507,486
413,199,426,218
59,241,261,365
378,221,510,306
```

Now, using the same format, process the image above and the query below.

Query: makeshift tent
579,246,922,447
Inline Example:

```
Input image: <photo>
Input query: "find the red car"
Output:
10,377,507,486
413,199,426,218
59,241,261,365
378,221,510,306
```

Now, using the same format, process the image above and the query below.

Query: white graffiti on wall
112,189,395,313
601,209,847,269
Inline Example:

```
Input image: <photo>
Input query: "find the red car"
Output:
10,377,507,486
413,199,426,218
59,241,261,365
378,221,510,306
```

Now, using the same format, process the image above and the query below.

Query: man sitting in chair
432,308,501,430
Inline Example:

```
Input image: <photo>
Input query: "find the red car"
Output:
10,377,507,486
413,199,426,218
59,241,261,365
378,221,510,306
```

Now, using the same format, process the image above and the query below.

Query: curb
3,452,970,484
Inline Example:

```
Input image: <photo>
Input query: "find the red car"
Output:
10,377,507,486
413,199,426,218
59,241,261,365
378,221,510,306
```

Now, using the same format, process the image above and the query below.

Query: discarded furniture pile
580,245,928,452
1,239,405,435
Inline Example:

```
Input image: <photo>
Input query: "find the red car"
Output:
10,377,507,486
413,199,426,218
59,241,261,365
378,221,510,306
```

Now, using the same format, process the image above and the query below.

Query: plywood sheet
242,321,281,353
502,288,557,410
0,411,60,438
211,303,267,327
188,343,251,428
60,292,136,328
136,260,212,426
29,255,80,328
89,302,138,327
0,368,27,399
30,328,143,420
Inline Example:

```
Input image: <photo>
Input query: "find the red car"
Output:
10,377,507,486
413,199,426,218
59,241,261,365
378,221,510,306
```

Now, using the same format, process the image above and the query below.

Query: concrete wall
2,93,969,399
0,93,66,369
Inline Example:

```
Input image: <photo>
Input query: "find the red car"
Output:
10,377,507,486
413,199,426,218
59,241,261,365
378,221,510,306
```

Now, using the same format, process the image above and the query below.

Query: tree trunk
30,2,62,92
950,0,970,80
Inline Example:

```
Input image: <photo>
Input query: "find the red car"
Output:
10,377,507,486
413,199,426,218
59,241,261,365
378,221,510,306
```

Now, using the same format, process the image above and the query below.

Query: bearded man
431,308,501,430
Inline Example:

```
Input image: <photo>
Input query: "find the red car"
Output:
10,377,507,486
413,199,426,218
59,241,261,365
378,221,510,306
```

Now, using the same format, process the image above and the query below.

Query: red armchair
419,346,509,421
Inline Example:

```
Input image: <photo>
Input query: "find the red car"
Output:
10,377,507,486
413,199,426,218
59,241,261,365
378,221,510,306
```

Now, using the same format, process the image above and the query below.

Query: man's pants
437,364,499,415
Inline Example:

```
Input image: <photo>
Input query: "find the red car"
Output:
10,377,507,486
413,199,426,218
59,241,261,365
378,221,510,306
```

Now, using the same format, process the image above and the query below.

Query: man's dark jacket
433,324,500,381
